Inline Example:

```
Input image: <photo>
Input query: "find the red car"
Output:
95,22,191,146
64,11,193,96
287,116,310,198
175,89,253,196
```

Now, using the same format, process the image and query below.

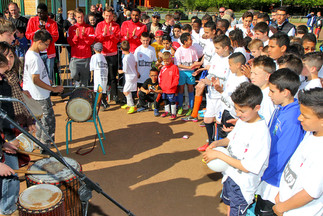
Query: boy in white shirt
273,88,323,216
299,52,323,91
134,32,157,88
253,22,270,46
119,41,140,114
250,56,276,124
203,82,271,216
23,30,64,152
235,11,254,38
90,42,109,110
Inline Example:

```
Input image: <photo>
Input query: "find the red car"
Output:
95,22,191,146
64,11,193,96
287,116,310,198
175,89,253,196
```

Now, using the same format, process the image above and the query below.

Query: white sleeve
90,56,95,71
174,49,180,65
30,57,41,75
134,49,138,62
287,27,296,37
152,49,157,62
123,56,128,73
301,156,323,198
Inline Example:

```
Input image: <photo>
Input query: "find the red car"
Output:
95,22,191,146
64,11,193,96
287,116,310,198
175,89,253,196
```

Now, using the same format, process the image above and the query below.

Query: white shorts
204,94,222,120
123,81,137,93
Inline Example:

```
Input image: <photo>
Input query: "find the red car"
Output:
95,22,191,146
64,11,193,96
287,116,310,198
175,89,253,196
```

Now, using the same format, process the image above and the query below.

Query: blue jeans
40,54,55,83
0,153,19,215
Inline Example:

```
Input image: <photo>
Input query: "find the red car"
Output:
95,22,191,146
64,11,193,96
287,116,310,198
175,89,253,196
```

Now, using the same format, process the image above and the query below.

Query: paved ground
19,96,227,216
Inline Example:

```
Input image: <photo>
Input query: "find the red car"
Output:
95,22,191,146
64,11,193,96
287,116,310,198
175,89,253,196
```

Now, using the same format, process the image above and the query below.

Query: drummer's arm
32,75,64,93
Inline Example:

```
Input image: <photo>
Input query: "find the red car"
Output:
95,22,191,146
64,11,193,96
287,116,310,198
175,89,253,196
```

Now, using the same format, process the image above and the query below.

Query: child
295,25,308,38
151,30,164,60
0,18,16,44
90,42,109,110
137,68,162,116
119,40,140,114
299,52,323,91
253,22,270,46
277,53,303,75
174,33,199,115
158,35,176,60
15,27,29,78
250,55,276,124
268,32,289,64
273,88,323,216
23,30,64,152
203,82,271,216
192,19,202,42
171,24,181,44
159,52,179,120
134,32,157,88
181,24,204,59
302,33,317,54
248,39,264,59
235,11,254,38
213,52,249,138
197,35,231,152
255,68,305,215
229,29,250,61
162,14,175,36
0,53,20,216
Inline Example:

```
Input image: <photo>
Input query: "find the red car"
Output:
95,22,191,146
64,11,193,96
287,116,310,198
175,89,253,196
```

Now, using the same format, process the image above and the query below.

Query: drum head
27,157,81,184
19,184,62,210
17,133,34,152
66,98,92,122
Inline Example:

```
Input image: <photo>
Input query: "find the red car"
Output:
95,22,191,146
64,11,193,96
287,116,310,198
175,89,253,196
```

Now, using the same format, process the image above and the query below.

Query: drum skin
18,184,65,216
66,87,94,122
26,157,82,216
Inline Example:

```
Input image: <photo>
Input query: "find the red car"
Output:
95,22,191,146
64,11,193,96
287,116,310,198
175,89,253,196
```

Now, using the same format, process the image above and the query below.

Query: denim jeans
0,153,19,215
40,54,55,83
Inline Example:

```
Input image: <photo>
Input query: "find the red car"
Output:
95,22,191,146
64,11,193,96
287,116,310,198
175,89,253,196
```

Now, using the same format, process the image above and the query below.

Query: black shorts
255,195,277,216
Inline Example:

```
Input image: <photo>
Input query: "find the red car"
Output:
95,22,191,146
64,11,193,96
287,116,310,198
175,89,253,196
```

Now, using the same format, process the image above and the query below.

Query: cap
152,12,160,18
155,30,164,37
93,42,103,52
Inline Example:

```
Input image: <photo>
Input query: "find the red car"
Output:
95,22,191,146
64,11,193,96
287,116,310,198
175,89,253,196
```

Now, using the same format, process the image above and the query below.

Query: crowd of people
0,1,323,216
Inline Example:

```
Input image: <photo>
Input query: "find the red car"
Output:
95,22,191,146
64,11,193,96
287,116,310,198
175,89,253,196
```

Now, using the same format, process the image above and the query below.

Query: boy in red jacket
25,3,58,83
67,8,95,87
159,52,179,120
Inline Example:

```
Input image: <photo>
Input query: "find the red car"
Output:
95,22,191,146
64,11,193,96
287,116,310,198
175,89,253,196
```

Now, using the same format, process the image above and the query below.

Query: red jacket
25,16,59,59
120,20,147,53
67,22,95,59
95,21,120,56
159,63,179,94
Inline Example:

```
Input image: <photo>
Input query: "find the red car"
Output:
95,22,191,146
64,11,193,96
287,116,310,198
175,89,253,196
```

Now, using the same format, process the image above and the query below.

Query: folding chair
66,85,106,154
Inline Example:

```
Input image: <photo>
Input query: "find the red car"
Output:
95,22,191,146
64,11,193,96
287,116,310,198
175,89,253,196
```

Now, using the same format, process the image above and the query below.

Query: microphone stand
0,108,135,216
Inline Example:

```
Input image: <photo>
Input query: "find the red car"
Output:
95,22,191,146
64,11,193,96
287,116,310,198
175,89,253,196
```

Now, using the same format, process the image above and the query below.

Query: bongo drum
22,94,43,120
66,87,94,122
18,184,65,216
16,133,35,152
26,157,82,216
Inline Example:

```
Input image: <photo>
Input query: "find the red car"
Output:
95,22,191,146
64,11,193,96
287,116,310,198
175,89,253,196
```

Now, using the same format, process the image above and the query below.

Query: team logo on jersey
137,27,140,30
139,54,142,58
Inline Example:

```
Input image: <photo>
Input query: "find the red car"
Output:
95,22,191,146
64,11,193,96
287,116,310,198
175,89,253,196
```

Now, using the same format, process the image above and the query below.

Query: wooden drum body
18,184,65,216
26,157,82,216
66,87,94,122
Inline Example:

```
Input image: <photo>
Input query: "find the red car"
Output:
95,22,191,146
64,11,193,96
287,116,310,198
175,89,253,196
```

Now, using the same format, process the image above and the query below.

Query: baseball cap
93,42,103,52
155,30,164,37
152,12,160,18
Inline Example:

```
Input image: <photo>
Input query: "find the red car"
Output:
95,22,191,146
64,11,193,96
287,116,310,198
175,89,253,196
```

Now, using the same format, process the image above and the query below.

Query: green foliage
206,7,219,12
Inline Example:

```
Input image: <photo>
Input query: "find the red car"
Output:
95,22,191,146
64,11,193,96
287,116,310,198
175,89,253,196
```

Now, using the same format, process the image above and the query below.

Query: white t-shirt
207,54,230,99
279,132,323,216
171,36,181,45
90,53,108,93
122,53,138,92
221,74,249,118
318,66,323,78
134,45,157,83
234,47,250,61
203,39,215,67
23,50,50,100
191,30,200,43
259,87,276,125
174,46,198,72
223,118,271,204
299,78,322,91
198,28,208,50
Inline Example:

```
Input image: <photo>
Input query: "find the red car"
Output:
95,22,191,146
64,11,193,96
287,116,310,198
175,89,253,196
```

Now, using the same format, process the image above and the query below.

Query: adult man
219,7,225,18
8,2,28,29
85,5,103,25
271,7,295,37
116,6,130,26
121,8,147,53
67,8,95,87
95,7,121,102
146,12,163,37
26,3,58,83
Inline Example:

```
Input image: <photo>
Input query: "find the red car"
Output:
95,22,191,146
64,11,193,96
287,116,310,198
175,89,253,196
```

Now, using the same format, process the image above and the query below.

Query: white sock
171,104,176,115
164,104,170,113
126,94,134,106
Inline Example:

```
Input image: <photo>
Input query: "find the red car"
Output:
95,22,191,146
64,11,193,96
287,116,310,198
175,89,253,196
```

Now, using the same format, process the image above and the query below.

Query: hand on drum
0,163,15,176
3,140,18,154
52,86,64,93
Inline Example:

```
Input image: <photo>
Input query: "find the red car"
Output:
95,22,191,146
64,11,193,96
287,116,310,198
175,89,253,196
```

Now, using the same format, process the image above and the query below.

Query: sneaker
177,107,183,115
181,116,198,122
198,109,206,114
197,143,209,152
154,109,159,117
170,114,176,120
199,121,206,127
101,101,110,111
121,104,129,109
127,106,137,114
161,112,169,117
137,107,147,112
185,108,193,116
199,113,205,118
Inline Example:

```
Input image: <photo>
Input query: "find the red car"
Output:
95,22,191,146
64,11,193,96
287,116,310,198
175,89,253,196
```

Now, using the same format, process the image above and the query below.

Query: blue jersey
16,37,29,57
261,99,305,187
